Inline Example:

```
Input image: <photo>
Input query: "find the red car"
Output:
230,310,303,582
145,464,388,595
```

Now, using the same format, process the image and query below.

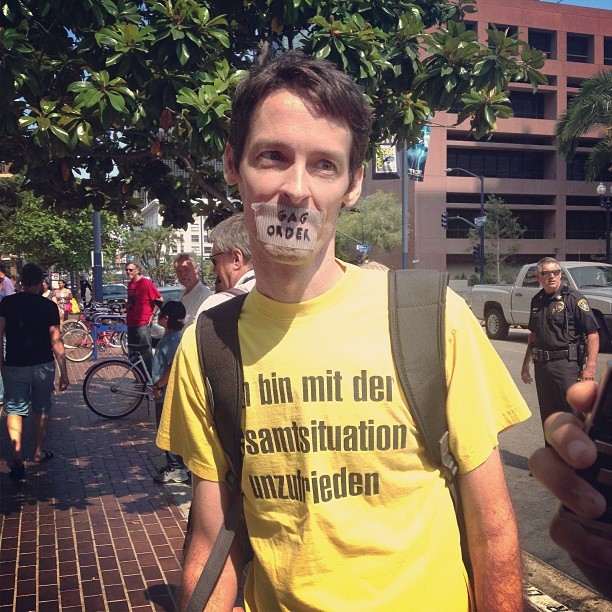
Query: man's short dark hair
228,51,373,189
210,212,252,264
20,264,44,287
159,300,186,331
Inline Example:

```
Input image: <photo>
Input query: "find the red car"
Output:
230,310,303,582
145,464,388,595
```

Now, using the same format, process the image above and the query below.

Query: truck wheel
485,307,510,340
595,312,612,353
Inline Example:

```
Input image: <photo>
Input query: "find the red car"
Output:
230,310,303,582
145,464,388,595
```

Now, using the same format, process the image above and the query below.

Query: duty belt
532,348,569,362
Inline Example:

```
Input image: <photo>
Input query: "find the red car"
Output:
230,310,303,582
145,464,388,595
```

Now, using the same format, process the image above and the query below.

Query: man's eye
260,151,283,162
317,160,337,172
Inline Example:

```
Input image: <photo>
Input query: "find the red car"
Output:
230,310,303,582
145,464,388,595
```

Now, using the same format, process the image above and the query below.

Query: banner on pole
405,125,431,182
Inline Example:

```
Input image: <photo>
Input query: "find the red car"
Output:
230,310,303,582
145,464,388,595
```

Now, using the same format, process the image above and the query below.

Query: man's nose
280,163,311,204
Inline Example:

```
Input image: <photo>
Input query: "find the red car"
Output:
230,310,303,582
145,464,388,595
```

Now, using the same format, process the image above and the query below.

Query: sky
540,0,611,8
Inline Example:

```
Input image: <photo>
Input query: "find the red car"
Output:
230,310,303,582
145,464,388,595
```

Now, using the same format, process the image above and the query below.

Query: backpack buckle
439,431,458,483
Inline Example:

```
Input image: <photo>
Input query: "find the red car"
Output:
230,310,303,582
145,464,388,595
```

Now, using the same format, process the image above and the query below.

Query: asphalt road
492,327,612,608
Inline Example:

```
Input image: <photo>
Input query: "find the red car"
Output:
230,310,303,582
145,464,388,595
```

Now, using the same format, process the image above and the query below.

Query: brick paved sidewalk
0,354,190,611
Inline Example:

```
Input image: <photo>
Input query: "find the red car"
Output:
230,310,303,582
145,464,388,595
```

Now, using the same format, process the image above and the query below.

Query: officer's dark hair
228,50,373,191
20,263,44,288
536,257,560,273
159,300,186,331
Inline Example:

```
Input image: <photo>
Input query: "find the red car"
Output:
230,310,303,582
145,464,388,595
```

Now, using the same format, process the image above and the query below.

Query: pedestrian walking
0,263,69,482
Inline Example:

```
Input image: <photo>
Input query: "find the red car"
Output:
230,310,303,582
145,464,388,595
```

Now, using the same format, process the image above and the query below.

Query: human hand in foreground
528,381,612,599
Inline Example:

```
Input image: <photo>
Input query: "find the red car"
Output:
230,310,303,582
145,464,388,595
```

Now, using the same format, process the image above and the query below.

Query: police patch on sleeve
577,298,590,312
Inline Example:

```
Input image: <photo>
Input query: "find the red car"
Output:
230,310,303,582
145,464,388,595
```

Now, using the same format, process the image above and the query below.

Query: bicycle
62,304,126,352
82,353,153,419
63,310,128,362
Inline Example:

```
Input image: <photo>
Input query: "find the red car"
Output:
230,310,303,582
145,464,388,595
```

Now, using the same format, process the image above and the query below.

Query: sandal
33,450,54,464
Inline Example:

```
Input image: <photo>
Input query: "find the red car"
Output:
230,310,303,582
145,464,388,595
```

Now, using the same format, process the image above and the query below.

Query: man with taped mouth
157,51,529,611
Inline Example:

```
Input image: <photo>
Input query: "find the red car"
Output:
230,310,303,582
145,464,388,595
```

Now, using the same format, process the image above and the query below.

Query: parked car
471,261,612,351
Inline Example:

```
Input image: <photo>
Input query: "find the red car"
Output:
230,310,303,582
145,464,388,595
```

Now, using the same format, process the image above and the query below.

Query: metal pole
479,176,485,284
401,142,408,269
606,205,611,264
92,210,104,302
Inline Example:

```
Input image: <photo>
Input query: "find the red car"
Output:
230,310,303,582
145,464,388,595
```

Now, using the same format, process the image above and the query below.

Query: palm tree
555,70,612,182
122,226,183,285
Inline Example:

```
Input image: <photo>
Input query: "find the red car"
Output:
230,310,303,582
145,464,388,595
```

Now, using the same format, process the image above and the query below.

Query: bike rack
91,313,127,361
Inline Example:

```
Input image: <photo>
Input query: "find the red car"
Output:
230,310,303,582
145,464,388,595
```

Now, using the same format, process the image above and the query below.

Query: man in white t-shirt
173,253,212,328
195,213,255,315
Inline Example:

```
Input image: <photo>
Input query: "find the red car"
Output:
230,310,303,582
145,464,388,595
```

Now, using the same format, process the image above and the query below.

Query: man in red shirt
125,263,162,375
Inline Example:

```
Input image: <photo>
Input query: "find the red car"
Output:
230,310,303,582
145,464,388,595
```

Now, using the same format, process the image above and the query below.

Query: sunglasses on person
126,267,137,272
540,269,561,277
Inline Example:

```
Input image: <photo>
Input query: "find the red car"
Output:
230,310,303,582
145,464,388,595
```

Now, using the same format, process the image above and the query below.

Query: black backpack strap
388,269,454,480
187,294,249,611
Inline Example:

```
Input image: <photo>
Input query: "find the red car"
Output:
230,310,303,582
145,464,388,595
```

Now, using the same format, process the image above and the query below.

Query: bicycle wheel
61,319,87,336
83,359,146,418
120,332,128,356
63,329,94,361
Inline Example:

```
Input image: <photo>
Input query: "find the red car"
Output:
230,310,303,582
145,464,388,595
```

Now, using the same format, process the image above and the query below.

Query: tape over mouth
252,202,325,251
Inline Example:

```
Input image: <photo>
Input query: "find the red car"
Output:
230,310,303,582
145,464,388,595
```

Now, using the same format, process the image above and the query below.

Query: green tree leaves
555,70,612,183
0,0,546,226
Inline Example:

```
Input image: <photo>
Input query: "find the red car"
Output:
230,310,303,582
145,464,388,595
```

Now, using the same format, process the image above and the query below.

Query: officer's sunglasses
540,269,561,277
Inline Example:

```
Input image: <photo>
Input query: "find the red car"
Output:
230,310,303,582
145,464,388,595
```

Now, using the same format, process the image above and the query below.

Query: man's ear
223,143,239,185
231,248,243,269
343,165,364,209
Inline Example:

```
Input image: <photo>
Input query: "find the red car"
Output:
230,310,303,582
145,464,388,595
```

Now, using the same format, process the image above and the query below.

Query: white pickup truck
471,261,612,351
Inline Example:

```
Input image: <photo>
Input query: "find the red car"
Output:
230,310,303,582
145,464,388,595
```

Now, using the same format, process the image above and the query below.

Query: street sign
355,244,370,253
474,215,487,227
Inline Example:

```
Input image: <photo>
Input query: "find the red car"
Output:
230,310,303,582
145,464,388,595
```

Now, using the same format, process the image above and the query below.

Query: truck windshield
570,266,612,288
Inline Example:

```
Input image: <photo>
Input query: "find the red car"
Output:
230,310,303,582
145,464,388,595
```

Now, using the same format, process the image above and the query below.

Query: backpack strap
389,269,471,581
188,294,249,612
388,269,455,481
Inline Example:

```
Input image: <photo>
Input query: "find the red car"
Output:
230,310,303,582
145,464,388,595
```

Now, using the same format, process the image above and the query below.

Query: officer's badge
553,301,565,313
577,298,590,312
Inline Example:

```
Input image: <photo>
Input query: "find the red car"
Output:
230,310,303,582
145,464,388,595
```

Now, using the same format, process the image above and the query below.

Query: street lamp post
446,167,485,284
597,183,612,264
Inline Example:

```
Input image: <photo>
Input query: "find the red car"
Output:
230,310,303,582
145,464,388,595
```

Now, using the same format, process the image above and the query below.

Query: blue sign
356,244,371,253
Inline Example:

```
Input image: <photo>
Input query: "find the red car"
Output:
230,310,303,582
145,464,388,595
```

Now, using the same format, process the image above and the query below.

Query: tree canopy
0,0,546,227
0,176,125,270
121,225,183,285
555,70,612,183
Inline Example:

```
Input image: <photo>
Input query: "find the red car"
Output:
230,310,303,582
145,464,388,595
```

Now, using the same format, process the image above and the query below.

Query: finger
550,513,612,569
529,447,606,518
566,381,598,414
542,412,597,469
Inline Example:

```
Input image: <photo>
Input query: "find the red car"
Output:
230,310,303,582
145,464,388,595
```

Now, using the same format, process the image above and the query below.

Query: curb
523,551,612,611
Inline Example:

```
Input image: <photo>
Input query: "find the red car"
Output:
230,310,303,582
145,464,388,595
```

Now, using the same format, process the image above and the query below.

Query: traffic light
473,244,481,260
441,211,448,228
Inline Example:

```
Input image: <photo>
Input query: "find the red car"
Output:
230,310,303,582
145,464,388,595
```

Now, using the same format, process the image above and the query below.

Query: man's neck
251,246,343,303
182,280,198,295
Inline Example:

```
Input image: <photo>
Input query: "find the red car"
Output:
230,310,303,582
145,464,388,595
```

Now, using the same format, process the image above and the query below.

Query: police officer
521,257,599,430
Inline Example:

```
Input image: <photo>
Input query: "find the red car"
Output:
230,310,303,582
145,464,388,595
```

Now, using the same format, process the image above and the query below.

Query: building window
567,154,612,182
605,37,612,66
510,91,545,119
566,212,605,239
528,29,556,59
191,234,200,242
447,149,547,180
464,21,477,33
567,33,592,63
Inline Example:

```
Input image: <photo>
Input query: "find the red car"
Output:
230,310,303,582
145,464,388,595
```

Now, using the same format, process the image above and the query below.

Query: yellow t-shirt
157,262,530,611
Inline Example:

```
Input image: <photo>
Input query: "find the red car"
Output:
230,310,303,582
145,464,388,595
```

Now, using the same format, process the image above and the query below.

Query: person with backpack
157,51,530,611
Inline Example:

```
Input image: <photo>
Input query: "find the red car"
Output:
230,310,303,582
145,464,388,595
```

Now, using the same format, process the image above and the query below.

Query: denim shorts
2,362,56,416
